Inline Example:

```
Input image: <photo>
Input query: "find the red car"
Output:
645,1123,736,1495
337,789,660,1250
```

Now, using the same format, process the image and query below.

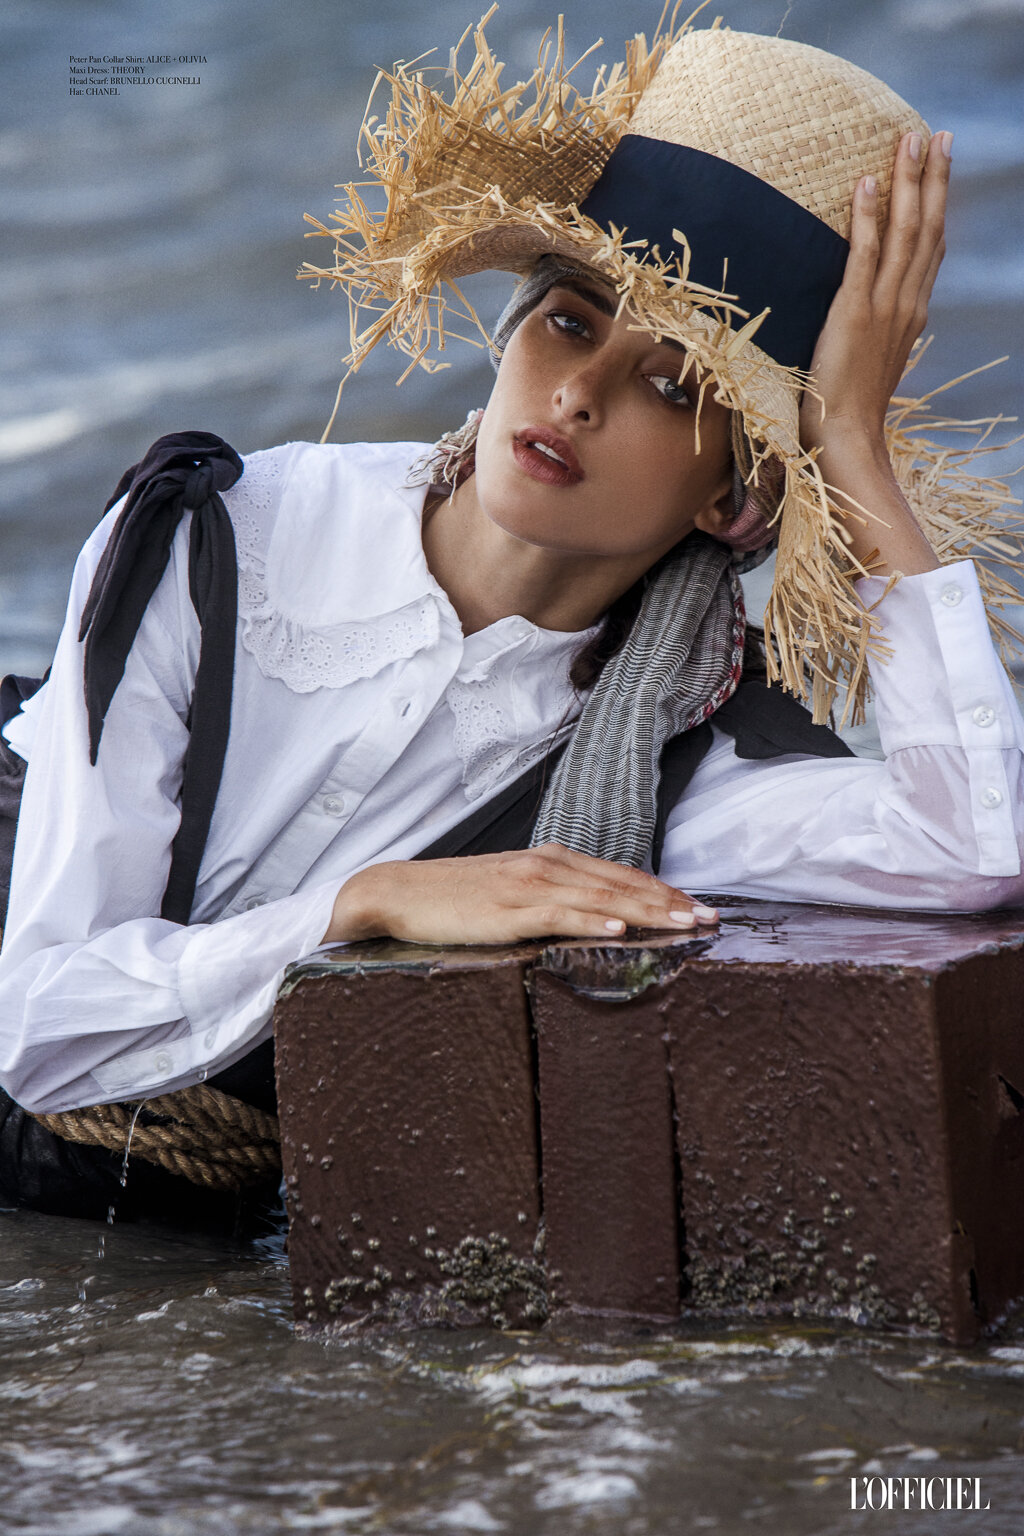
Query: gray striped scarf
530,533,744,864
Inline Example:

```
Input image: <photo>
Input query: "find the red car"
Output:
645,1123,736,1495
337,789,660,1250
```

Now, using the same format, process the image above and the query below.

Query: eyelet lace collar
229,440,445,693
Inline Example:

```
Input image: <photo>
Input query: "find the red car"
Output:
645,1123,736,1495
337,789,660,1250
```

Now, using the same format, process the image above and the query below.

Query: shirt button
322,793,347,818
153,1050,173,1074
972,705,996,728
980,787,1004,809
244,895,266,911
940,583,963,607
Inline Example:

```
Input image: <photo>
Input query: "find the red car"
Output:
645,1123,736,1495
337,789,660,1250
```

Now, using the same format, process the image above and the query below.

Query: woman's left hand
799,128,953,575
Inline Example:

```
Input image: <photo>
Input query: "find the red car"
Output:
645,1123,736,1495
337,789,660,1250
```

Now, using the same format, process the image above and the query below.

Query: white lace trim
232,453,440,694
446,672,517,800
446,672,579,801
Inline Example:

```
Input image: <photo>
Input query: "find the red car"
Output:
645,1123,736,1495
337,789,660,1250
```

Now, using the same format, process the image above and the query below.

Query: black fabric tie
78,431,243,924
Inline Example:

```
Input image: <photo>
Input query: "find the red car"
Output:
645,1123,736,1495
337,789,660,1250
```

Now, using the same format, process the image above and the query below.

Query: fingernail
669,910,696,927
940,130,954,158
908,132,922,161
862,174,877,197
605,919,626,933
692,905,719,922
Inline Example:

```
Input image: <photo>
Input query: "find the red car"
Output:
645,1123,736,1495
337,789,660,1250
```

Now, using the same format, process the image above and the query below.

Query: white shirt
1,439,1022,1113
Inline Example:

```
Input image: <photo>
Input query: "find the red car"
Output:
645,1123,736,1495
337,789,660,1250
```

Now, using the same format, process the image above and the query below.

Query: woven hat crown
627,28,928,240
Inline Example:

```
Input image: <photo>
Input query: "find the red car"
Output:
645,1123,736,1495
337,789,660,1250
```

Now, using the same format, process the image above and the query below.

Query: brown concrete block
530,939,705,1320
275,904,1024,1343
934,951,1024,1324
661,904,1024,1345
274,942,544,1332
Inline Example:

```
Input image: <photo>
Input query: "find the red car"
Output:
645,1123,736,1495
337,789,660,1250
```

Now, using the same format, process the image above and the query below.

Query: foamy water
2,1208,1023,1535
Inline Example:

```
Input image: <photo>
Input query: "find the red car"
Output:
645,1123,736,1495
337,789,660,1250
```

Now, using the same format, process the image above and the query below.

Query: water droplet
119,1102,146,1188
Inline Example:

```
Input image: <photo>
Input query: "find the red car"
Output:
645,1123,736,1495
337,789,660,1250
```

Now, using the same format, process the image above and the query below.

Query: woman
0,19,1021,1204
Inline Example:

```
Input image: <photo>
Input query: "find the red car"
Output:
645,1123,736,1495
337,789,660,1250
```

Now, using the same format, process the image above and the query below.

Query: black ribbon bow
79,431,244,923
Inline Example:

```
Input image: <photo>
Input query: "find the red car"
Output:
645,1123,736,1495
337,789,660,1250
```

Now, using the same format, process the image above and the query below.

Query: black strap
652,723,716,876
78,432,243,924
0,674,47,728
713,678,857,762
414,741,571,860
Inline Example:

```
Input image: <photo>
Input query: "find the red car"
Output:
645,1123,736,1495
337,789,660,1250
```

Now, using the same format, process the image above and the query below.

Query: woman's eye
648,374,693,407
547,309,591,340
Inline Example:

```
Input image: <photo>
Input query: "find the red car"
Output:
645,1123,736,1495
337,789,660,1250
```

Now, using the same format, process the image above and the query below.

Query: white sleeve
660,559,1024,911
0,508,337,1114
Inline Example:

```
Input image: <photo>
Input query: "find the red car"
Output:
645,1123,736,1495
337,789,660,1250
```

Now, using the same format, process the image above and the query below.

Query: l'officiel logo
850,1476,989,1512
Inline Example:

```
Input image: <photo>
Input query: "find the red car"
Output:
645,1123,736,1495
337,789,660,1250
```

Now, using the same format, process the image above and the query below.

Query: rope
31,1083,281,1193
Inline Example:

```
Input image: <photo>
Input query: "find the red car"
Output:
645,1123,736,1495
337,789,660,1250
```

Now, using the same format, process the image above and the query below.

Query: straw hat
302,8,1021,722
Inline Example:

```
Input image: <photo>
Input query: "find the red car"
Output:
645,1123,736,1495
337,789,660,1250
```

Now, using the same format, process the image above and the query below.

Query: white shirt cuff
89,881,338,1097
859,560,1024,877
859,560,1024,754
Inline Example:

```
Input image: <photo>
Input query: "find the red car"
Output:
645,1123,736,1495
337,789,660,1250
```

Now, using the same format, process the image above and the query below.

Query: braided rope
31,1083,281,1193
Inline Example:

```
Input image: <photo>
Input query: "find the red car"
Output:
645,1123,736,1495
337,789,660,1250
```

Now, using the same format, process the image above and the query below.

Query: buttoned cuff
859,561,1024,751
859,560,1024,877
91,881,338,1097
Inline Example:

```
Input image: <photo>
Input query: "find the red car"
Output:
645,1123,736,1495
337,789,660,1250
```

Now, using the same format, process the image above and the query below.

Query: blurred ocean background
1,0,1022,680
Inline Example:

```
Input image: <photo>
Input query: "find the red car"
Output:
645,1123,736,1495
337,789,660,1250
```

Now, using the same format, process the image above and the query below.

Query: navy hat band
579,135,851,372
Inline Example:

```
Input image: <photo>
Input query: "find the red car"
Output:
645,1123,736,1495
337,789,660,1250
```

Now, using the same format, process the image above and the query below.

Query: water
1,1209,1023,1535
2,2,1024,1529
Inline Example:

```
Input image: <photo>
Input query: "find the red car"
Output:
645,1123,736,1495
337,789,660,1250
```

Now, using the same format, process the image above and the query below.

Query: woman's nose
553,359,607,425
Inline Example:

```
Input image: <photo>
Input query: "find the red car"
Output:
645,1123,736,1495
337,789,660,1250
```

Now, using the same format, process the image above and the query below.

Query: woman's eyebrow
551,278,618,317
552,278,690,359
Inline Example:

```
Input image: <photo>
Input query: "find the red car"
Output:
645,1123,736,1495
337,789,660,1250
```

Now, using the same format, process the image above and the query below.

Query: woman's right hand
322,843,718,946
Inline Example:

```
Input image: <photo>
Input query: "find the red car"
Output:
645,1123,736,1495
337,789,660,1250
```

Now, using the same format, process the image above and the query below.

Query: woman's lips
512,427,584,487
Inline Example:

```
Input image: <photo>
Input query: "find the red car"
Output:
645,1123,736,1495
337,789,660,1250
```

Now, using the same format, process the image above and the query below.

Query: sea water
2,1207,1023,1534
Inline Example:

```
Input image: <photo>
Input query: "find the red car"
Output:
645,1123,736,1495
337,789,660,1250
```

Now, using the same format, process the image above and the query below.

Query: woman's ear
691,471,736,540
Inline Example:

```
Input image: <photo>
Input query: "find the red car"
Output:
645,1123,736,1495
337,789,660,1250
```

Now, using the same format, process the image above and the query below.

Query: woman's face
473,278,734,563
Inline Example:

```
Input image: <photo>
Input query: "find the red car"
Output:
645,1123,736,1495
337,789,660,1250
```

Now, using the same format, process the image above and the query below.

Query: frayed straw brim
300,6,1023,723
